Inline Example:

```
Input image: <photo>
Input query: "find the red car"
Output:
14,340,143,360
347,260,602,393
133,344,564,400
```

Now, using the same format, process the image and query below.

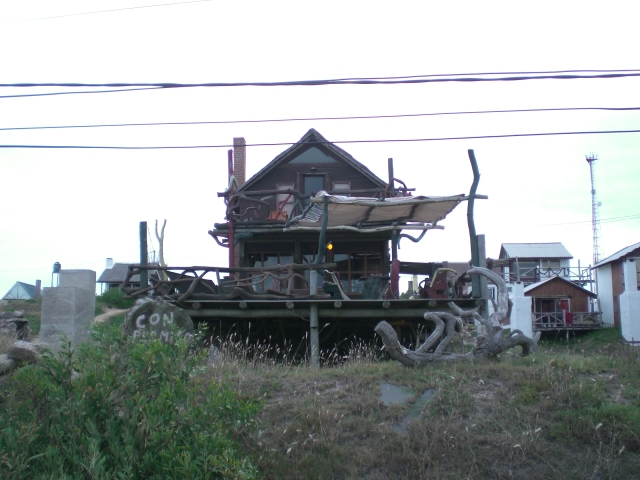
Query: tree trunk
374,267,539,365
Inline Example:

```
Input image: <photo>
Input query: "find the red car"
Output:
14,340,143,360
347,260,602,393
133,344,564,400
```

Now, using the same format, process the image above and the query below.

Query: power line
2,70,640,90
1,128,640,150
2,105,640,132
1,0,212,25
0,87,164,100
539,213,640,227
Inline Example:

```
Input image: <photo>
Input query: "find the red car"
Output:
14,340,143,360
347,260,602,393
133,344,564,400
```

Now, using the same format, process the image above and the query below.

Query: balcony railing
532,311,602,331
501,267,594,287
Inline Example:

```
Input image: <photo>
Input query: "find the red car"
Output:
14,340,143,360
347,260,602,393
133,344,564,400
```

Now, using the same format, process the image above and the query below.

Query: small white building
593,242,640,340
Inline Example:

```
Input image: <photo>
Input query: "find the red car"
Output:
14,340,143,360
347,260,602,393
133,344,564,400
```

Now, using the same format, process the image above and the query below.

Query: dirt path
94,307,128,324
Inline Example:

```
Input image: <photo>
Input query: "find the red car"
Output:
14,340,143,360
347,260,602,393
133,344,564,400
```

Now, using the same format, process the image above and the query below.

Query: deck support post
477,234,489,321
309,270,320,367
467,150,481,298
139,221,148,288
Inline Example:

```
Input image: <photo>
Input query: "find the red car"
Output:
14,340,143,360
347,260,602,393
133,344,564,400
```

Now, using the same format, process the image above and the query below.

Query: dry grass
202,328,640,480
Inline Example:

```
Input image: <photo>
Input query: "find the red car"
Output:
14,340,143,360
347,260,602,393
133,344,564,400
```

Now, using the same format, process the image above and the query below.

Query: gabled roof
2,281,36,300
97,263,140,284
499,243,572,260
524,275,596,297
593,241,640,268
238,129,386,192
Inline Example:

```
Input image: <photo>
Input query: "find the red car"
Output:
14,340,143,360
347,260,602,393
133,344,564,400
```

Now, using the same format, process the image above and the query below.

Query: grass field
205,327,640,479
1,299,639,479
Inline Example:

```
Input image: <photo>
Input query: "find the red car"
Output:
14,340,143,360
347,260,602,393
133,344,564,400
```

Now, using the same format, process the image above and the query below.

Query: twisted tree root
374,267,539,365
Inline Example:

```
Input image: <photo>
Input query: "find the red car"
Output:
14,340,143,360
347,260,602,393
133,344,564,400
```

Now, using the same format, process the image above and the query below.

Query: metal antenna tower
586,154,602,266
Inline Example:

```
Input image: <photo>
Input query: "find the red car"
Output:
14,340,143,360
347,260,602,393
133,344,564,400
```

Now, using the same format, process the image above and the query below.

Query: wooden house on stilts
123,129,487,359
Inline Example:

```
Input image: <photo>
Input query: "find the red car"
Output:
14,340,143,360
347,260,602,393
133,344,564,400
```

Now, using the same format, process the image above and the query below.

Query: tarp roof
286,192,470,231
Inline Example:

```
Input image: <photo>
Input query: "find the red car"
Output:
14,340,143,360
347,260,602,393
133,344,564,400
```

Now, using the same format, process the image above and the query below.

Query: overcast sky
1,0,639,295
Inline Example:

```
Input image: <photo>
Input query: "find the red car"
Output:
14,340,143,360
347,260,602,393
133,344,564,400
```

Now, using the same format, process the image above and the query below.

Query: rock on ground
0,354,17,375
7,341,48,364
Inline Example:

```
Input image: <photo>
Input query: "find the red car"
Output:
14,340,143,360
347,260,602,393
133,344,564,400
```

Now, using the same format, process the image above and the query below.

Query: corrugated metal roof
500,243,572,259
593,241,640,268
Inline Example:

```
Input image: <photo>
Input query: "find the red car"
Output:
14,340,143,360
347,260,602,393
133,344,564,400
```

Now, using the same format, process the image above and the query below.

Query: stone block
7,340,46,364
59,269,96,292
41,283,96,349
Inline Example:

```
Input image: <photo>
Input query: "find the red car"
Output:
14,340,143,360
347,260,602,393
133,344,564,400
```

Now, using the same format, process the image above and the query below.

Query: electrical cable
0,86,165,100
2,105,640,131
1,128,639,150
1,0,212,25
539,214,640,227
2,70,640,90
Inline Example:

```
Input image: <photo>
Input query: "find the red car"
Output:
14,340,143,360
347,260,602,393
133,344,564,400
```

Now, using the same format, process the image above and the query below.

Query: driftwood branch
374,267,539,365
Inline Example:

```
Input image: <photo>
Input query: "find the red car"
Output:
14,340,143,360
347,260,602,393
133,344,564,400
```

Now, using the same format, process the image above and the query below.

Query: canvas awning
285,191,479,232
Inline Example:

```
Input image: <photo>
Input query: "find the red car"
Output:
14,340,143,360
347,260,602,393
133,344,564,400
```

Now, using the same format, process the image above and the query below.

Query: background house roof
499,243,573,260
524,276,596,297
97,263,141,284
2,281,36,300
238,128,387,192
593,241,640,268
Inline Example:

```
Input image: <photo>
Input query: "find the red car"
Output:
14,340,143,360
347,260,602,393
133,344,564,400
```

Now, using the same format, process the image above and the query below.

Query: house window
276,183,294,218
332,181,351,197
303,175,324,205
247,250,294,293
288,147,337,164
539,259,562,278
515,261,538,283
540,260,561,269
333,249,382,294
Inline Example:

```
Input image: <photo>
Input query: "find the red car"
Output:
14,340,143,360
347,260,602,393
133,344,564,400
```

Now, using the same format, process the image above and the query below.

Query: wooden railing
121,263,336,302
532,311,602,330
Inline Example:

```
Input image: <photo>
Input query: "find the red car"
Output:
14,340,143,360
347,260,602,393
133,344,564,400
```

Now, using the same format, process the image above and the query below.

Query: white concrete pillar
620,259,640,345
508,282,533,338
41,269,96,349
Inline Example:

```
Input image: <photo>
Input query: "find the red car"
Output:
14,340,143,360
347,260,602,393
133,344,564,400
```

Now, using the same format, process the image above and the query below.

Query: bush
0,323,258,479
96,288,135,309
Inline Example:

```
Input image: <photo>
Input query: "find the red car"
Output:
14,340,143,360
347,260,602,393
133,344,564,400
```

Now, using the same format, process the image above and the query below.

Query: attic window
332,181,351,196
288,147,337,164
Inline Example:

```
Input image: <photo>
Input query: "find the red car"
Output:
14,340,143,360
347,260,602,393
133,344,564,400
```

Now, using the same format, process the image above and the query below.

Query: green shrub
0,323,258,479
96,288,135,309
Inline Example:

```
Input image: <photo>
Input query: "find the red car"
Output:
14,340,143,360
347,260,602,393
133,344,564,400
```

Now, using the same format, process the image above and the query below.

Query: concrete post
508,282,533,338
619,259,640,345
40,269,96,349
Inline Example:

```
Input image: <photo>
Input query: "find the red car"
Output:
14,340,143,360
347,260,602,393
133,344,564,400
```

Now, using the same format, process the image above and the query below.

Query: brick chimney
233,137,246,186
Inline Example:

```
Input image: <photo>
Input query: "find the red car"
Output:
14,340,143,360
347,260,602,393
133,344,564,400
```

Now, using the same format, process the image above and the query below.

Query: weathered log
374,267,539,365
